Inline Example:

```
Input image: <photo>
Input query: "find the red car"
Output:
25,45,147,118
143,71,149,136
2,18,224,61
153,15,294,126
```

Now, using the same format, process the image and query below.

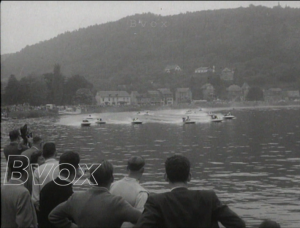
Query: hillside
1,5,300,92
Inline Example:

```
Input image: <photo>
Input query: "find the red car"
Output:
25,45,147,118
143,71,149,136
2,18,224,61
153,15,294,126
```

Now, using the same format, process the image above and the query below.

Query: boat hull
81,123,91,127
96,121,106,124
184,121,195,124
132,122,143,124
223,116,235,119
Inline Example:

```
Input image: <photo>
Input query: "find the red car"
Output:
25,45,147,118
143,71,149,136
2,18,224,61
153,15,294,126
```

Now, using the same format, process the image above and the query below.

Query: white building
95,91,131,105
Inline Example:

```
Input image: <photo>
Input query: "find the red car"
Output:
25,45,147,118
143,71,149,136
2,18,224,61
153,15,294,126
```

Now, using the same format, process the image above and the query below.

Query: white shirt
31,158,59,204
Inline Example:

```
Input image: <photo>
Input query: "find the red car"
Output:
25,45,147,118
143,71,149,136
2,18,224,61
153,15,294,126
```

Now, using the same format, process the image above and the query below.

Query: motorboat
223,112,235,120
182,117,195,124
210,115,223,122
58,108,81,115
95,118,106,124
132,118,142,124
81,119,91,127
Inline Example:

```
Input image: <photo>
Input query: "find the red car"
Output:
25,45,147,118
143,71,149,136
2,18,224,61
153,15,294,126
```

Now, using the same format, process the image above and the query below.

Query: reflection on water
1,107,300,227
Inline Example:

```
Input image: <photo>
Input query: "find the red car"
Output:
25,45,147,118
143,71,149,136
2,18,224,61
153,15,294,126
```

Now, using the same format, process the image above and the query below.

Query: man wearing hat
110,156,148,228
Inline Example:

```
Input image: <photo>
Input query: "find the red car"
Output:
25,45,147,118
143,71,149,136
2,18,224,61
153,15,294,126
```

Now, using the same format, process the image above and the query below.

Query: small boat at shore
132,118,142,124
95,118,106,124
81,119,91,127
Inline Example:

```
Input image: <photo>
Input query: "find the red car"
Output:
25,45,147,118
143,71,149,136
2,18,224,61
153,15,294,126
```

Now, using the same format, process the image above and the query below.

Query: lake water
1,106,300,228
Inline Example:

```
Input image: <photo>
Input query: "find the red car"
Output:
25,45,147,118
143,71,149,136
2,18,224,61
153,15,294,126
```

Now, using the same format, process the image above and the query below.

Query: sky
1,1,300,55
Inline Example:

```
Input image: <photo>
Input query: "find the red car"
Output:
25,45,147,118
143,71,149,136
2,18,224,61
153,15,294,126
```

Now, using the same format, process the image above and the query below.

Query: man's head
127,156,145,180
90,160,114,188
59,151,80,179
8,155,29,180
32,136,43,149
165,155,191,183
9,129,20,142
42,142,56,159
259,220,281,228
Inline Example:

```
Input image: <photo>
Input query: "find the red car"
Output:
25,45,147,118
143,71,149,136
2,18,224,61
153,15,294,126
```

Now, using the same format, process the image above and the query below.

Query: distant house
130,91,139,105
264,88,283,102
147,90,162,105
157,88,173,105
175,88,192,104
286,90,300,101
226,85,242,101
201,83,215,101
95,91,131,105
195,66,215,74
164,64,182,73
221,68,234,81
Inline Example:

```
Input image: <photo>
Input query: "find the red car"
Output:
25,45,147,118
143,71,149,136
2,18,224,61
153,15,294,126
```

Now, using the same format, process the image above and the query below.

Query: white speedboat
182,117,195,124
81,119,91,127
211,115,223,122
223,112,235,120
95,118,106,124
132,118,142,124
59,108,81,115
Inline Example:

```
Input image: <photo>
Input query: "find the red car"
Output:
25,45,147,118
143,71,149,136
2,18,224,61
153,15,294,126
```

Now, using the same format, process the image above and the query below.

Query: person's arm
16,190,37,228
211,192,246,228
48,200,77,228
134,196,161,228
119,198,142,224
134,191,148,212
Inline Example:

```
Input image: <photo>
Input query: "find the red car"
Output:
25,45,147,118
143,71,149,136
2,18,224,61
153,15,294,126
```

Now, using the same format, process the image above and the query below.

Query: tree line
2,64,95,106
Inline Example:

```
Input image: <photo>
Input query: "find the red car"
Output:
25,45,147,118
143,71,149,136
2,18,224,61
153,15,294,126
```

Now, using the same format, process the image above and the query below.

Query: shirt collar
45,158,57,163
124,176,139,182
171,186,188,191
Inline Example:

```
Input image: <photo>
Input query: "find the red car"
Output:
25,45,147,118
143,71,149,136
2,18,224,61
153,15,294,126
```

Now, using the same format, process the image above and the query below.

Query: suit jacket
1,179,37,228
49,186,142,228
39,177,74,228
3,142,28,161
134,187,245,228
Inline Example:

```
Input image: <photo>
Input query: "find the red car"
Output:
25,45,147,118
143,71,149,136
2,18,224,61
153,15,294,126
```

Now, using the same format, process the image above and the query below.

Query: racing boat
81,119,91,127
95,118,106,124
132,118,142,124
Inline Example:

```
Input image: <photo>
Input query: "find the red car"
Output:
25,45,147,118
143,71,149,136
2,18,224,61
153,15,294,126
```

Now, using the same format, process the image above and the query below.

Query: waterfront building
175,88,192,104
95,91,131,105
157,88,173,105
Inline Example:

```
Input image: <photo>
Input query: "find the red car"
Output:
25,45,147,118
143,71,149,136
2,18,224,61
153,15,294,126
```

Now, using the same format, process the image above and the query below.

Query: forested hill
2,5,300,91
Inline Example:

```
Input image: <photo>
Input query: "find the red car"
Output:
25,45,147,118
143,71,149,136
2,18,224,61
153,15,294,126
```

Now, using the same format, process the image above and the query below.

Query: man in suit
39,151,80,228
134,155,246,228
110,156,149,228
1,155,37,228
49,160,142,228
3,129,28,161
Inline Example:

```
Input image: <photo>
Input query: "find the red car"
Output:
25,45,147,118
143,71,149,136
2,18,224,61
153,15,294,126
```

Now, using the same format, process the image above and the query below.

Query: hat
127,156,145,171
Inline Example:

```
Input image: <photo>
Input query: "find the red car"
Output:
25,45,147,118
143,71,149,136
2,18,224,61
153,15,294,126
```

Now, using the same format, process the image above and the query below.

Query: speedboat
211,115,223,122
132,118,142,124
86,115,95,121
223,113,235,120
182,117,195,124
95,118,106,124
81,119,91,127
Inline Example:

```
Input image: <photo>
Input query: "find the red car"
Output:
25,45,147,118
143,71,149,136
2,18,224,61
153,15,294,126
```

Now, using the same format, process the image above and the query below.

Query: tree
73,88,95,105
4,75,21,105
52,64,64,105
246,87,264,101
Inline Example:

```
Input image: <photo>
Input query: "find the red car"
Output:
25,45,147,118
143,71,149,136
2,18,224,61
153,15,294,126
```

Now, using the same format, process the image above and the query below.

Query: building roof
157,88,172,95
97,91,130,97
176,88,191,92
227,85,241,91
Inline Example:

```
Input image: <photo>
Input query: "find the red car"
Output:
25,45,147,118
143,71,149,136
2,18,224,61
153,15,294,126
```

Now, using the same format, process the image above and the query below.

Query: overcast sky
2,1,300,54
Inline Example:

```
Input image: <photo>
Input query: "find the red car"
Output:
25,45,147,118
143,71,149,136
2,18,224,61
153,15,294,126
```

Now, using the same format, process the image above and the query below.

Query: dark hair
165,155,190,183
42,142,56,159
9,129,20,141
30,150,43,164
8,155,29,175
59,151,80,176
127,156,145,171
259,220,281,228
32,136,42,144
90,160,113,186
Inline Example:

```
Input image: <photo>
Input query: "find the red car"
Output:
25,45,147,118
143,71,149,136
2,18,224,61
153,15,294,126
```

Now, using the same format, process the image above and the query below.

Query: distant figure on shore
49,160,142,227
258,219,281,228
134,155,245,228
32,142,59,212
1,155,38,228
110,156,148,228
39,151,80,228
